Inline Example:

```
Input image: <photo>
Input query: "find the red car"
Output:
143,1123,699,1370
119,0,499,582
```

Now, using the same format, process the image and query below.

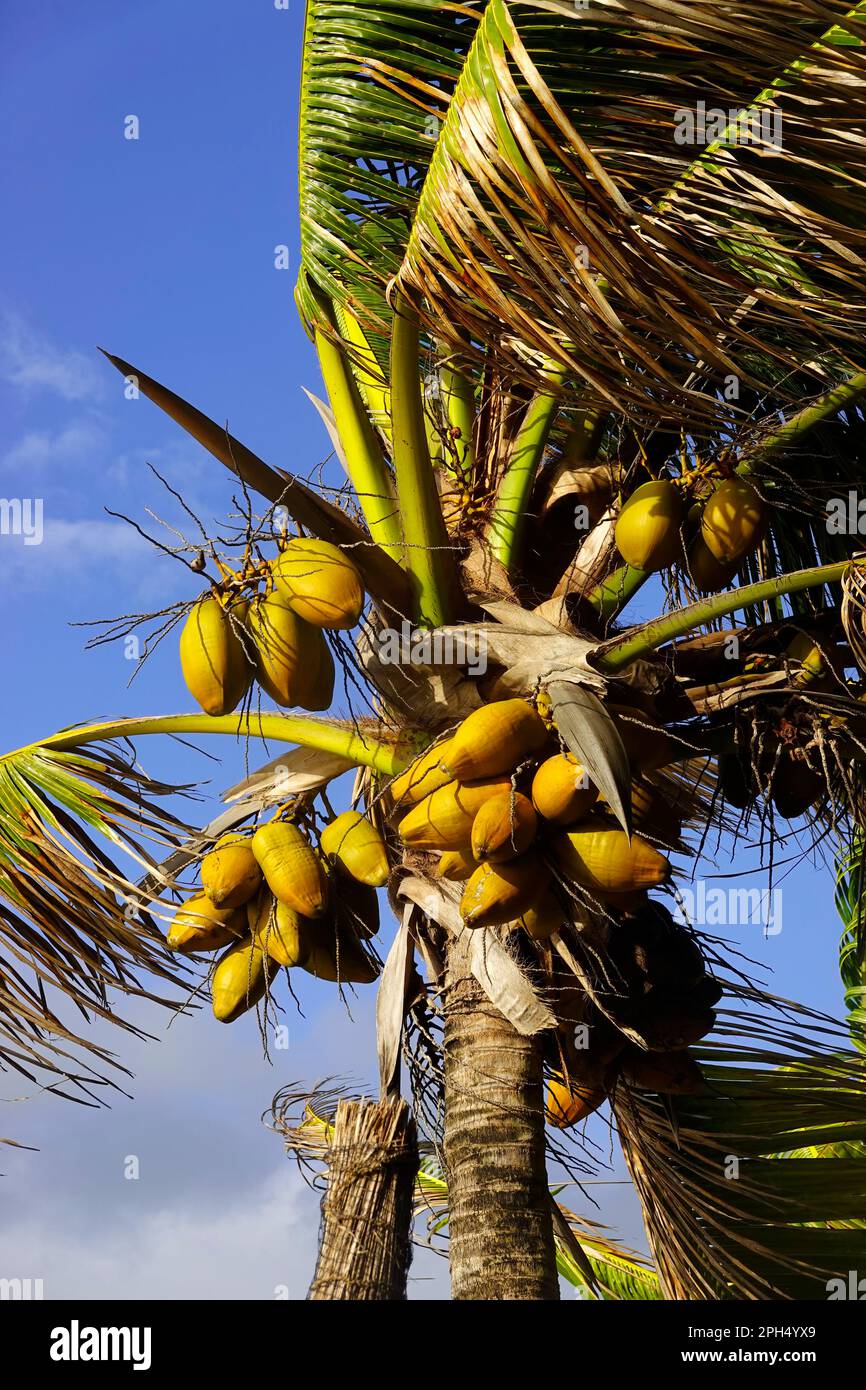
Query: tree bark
443,943,560,1299
309,1096,419,1300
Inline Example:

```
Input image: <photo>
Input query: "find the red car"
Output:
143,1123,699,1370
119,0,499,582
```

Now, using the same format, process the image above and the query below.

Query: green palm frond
555,1214,663,1302
836,832,866,1050
616,1002,866,1299
392,1,866,428
0,740,193,1101
296,0,481,342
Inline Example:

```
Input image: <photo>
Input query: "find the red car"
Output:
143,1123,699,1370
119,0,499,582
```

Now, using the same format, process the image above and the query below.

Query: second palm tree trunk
443,946,559,1299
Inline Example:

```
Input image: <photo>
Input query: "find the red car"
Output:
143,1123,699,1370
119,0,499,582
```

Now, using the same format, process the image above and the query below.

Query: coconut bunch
391,695,723,1118
178,537,365,716
544,898,722,1131
165,807,389,1021
394,697,675,927
614,473,768,592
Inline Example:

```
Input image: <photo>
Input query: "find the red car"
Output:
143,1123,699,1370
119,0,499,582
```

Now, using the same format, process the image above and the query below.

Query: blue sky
0,0,850,1301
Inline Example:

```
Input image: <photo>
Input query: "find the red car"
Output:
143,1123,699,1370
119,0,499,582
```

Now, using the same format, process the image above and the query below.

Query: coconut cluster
614,475,768,588
391,697,719,1124
178,538,365,716
394,698,671,928
164,810,388,1022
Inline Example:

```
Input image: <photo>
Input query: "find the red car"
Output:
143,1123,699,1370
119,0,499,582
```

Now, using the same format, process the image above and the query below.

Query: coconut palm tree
5,0,866,1300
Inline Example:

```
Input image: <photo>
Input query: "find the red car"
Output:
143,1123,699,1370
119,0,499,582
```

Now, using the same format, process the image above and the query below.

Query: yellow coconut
435,849,478,882
614,479,683,571
687,535,738,593
545,1075,606,1128
252,821,329,917
531,753,598,825
441,700,549,782
302,922,379,984
701,478,767,565
247,888,310,968
296,623,335,711
272,538,364,630
200,833,262,909
320,811,389,887
391,738,455,807
460,852,549,928
519,892,565,940
179,595,251,716
167,896,245,954
471,790,537,863
211,937,273,1023
554,824,671,894
398,776,512,852
247,590,310,707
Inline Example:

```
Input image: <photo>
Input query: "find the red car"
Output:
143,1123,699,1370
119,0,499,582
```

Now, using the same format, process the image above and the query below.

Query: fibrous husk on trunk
278,1093,420,1301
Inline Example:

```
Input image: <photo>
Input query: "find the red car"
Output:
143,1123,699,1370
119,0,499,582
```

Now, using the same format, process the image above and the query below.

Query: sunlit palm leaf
555,1215,663,1302
296,0,482,348
836,832,866,1050
394,1,866,429
0,741,194,1101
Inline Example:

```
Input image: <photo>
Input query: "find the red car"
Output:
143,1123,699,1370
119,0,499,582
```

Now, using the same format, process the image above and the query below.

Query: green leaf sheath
489,366,567,572
313,324,403,560
390,294,456,628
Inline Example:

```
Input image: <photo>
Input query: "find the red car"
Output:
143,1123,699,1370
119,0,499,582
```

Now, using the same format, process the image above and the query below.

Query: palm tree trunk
309,1096,419,1300
443,942,559,1299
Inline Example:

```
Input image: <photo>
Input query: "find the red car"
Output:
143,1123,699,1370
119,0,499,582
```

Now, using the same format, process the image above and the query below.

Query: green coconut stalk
439,356,476,477
313,307,402,561
489,362,568,571
390,295,457,627
11,713,410,779
593,561,849,673
333,303,392,444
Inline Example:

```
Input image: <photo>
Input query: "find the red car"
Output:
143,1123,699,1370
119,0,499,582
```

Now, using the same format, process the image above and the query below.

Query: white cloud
1,419,105,473
0,1167,321,1301
0,517,159,591
0,314,103,402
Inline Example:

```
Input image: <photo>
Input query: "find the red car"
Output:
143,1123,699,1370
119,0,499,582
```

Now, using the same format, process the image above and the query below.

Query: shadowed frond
616,997,866,1299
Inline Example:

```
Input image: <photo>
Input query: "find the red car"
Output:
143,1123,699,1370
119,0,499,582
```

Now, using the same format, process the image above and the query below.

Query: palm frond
836,832,866,1050
296,0,482,342
616,996,866,1299
0,740,193,1101
555,1211,663,1301
394,1,866,429
98,349,411,617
